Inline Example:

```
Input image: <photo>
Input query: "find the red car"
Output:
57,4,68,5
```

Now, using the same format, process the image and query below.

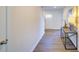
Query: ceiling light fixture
45,14,53,18
53,6,56,8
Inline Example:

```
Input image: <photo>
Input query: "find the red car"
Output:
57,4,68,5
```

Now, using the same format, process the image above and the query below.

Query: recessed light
45,14,53,18
54,6,56,8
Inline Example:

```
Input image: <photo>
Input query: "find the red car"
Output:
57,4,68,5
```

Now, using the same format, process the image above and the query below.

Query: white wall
7,7,45,52
45,10,63,29
63,7,73,27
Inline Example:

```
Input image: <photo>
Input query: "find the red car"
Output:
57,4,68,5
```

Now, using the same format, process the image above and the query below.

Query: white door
0,7,7,52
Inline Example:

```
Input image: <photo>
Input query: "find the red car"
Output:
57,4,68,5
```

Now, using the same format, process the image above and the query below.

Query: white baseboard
30,31,45,52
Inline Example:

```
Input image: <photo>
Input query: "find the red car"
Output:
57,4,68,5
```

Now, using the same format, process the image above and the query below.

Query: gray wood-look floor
34,29,77,52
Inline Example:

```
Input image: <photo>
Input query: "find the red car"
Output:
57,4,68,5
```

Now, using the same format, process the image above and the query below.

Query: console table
61,27,78,50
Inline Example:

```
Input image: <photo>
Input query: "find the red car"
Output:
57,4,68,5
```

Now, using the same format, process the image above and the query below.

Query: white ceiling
42,6,65,11
42,6,73,11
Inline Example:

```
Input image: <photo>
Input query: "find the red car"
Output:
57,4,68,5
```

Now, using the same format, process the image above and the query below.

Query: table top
63,27,76,33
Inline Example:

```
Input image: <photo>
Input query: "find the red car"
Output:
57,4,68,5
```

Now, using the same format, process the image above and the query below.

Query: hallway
34,30,77,52
0,6,78,52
